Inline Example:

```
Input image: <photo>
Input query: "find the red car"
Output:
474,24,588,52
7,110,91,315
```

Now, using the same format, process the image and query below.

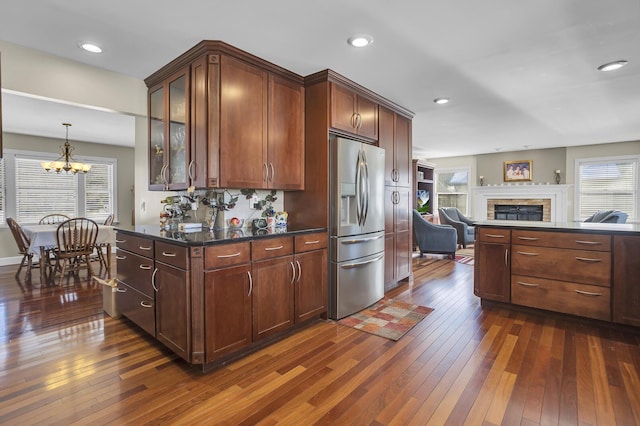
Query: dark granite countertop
115,224,327,246
475,220,640,235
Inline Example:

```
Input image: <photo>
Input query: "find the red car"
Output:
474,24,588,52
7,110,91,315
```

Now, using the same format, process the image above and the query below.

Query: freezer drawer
331,231,385,263
329,251,385,319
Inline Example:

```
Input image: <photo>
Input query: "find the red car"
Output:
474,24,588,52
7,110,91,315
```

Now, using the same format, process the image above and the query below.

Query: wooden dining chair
39,213,71,224
93,214,115,270
6,217,38,279
50,218,99,285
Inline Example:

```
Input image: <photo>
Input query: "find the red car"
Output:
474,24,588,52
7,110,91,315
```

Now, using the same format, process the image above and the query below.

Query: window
435,168,469,215
576,155,638,221
2,149,117,225
0,158,4,224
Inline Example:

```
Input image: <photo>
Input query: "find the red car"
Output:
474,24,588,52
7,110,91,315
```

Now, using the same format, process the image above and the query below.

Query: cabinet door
395,187,411,234
394,114,412,188
384,233,396,290
379,107,395,186
613,235,640,326
356,95,378,141
295,249,327,323
268,74,305,190
166,72,190,190
395,230,412,282
155,261,190,361
330,83,358,134
219,55,268,188
204,264,252,361
252,256,295,341
148,84,166,190
475,242,510,302
189,55,209,188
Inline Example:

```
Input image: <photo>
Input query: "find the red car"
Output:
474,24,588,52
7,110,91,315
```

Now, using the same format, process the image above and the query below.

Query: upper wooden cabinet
379,106,412,188
145,41,305,191
330,82,378,141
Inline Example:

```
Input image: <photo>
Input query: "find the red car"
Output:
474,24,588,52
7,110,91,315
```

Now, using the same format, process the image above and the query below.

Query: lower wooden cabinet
155,261,190,361
116,282,155,336
204,263,252,362
613,235,640,326
252,256,295,341
295,248,327,323
474,228,511,302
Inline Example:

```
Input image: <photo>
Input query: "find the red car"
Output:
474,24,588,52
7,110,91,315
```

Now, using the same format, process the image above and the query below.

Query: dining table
21,223,117,283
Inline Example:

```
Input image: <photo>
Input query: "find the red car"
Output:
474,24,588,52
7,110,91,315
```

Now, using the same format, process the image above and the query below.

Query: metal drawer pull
575,240,601,245
304,240,320,245
575,257,602,263
140,301,153,308
139,245,152,251
139,264,152,270
116,287,127,293
341,254,384,269
486,234,505,238
162,251,177,257
517,281,540,287
517,236,539,241
217,252,241,258
115,239,126,243
575,290,603,296
115,255,126,260
264,245,284,251
342,235,383,244
517,251,540,256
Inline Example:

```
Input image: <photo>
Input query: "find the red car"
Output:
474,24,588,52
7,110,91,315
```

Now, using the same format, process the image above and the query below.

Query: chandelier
41,123,92,174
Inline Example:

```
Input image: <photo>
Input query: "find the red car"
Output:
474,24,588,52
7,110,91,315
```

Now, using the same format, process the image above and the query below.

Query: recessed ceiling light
597,60,628,72
347,35,373,48
79,42,103,53
434,98,450,105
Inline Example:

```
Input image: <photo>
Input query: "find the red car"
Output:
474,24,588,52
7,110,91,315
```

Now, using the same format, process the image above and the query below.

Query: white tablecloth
22,224,117,256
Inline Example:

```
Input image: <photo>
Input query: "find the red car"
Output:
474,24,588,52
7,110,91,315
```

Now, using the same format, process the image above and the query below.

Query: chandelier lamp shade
41,123,92,174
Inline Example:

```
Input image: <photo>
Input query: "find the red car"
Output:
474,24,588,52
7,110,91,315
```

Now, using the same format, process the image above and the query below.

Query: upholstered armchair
583,210,628,223
413,210,457,259
438,207,475,248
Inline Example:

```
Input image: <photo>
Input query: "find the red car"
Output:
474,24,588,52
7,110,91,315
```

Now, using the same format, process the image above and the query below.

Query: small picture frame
504,160,533,182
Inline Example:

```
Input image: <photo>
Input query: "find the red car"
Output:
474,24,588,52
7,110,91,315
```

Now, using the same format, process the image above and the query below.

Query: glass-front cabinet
148,68,190,190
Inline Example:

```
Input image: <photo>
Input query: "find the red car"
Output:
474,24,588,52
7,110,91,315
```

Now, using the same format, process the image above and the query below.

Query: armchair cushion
438,207,475,248
413,210,457,258
584,210,628,223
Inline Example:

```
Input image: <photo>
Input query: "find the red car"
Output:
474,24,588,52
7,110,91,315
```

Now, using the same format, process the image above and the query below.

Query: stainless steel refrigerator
329,135,385,319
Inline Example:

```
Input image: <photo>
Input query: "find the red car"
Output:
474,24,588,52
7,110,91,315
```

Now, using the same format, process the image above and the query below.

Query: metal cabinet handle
115,255,126,260
140,301,153,308
264,245,284,251
486,234,505,238
188,160,195,181
269,163,275,183
217,252,241,258
575,257,602,263
139,245,152,251
516,281,539,287
263,162,269,182
290,261,296,284
151,268,158,292
575,240,601,245
575,290,603,296
247,271,253,296
296,260,302,283
505,248,509,266
116,287,127,293
139,264,152,270
115,239,126,243
161,251,177,257
517,236,539,241
517,251,540,256
304,240,320,245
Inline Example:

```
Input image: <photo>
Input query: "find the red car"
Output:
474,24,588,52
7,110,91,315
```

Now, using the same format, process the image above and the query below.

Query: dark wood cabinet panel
613,235,640,326
356,95,379,140
295,249,327,323
155,261,190,361
116,282,155,336
384,233,395,291
330,82,378,140
252,256,295,341
204,264,252,361
115,249,154,297
394,114,412,188
475,240,511,302
396,230,412,283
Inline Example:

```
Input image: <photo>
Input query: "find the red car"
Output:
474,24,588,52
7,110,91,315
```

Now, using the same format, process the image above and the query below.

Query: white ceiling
1,0,639,158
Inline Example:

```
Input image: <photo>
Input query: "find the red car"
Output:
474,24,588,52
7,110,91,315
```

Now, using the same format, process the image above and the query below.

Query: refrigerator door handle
340,254,384,269
355,150,362,226
361,150,370,226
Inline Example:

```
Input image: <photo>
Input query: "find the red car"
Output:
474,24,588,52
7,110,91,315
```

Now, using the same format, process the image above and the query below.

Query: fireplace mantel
473,184,572,222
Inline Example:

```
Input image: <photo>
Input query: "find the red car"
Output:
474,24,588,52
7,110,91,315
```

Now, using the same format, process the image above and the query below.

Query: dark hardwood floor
1,255,639,425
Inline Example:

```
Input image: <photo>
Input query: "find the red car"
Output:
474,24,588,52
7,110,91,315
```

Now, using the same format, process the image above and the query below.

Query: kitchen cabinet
294,233,328,323
613,235,640,326
380,106,413,290
116,234,156,336
145,41,305,190
251,236,295,341
148,67,190,190
330,82,378,141
474,227,511,302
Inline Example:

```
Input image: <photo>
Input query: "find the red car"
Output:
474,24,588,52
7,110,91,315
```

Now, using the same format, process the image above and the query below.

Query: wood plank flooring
1,255,639,425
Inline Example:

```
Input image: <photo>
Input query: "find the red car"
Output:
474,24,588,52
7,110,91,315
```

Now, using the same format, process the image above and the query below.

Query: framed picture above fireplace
503,160,533,182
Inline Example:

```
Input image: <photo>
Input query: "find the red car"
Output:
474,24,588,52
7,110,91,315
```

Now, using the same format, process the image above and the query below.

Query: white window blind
85,163,114,223
15,157,78,223
577,157,638,221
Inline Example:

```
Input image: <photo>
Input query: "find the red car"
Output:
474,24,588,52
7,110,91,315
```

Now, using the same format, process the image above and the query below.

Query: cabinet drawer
511,245,611,286
511,275,611,321
204,242,251,269
252,236,293,261
116,249,154,297
155,241,188,269
295,233,328,253
115,233,154,258
512,230,611,252
477,227,511,243
116,281,156,336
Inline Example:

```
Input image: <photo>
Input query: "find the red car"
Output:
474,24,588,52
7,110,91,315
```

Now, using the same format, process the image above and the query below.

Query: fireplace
494,204,543,221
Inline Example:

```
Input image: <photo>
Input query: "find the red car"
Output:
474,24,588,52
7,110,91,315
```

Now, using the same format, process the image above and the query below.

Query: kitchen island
474,221,640,327
115,224,328,371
